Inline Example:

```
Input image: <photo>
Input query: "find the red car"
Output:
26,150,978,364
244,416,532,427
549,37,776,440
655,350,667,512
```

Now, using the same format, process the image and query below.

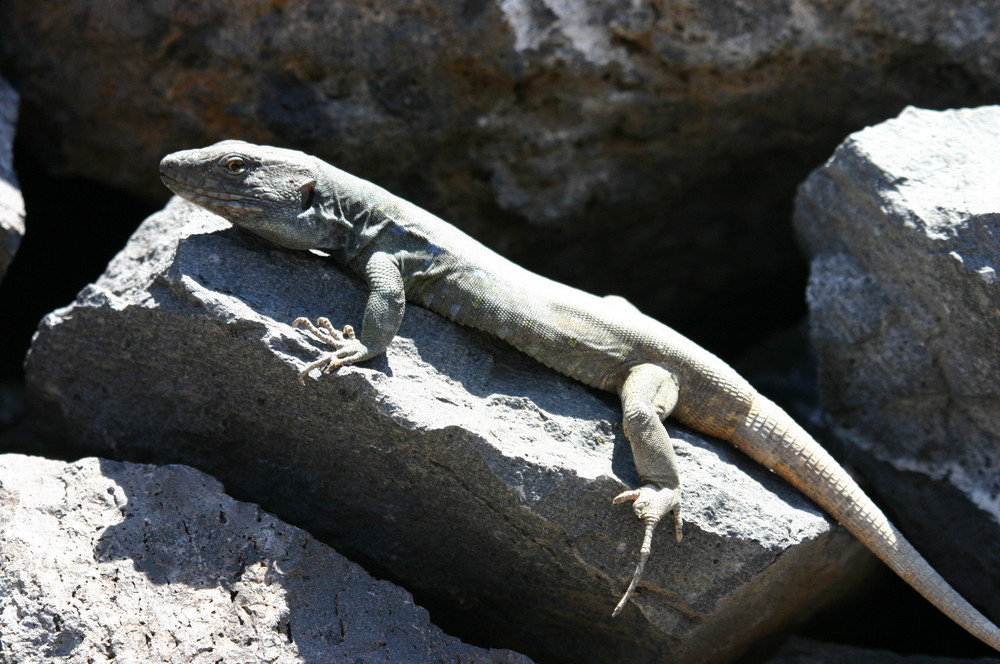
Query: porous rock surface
25,198,872,664
0,453,533,664
0,76,23,281
794,106,1000,622
4,1,1000,341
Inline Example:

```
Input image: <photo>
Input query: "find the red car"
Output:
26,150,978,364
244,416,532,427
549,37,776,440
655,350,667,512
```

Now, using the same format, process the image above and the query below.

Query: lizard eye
225,157,247,174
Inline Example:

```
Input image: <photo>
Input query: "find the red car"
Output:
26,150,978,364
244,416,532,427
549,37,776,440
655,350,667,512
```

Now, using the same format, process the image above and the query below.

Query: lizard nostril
160,157,177,171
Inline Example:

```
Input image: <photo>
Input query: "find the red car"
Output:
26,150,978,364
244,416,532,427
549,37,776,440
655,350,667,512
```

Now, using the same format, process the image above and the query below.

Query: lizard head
160,140,343,251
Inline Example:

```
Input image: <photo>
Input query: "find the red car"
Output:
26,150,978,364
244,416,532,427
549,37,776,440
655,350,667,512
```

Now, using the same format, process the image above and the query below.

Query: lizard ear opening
299,179,317,210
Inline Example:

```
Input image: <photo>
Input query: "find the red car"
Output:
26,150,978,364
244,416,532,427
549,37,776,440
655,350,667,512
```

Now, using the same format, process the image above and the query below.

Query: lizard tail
729,394,1000,652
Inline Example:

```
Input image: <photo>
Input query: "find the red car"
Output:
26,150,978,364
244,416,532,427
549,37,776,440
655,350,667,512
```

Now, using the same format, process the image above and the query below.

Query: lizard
159,139,1000,651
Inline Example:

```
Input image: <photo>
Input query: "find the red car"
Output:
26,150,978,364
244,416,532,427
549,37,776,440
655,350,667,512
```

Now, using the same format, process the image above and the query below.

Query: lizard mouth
159,168,267,211
159,156,244,201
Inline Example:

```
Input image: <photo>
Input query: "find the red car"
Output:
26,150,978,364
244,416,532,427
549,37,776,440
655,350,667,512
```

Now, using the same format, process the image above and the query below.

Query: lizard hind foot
611,485,682,617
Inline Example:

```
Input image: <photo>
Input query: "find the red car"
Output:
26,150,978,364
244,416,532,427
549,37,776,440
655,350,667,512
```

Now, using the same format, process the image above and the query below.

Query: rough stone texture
24,198,874,664
0,454,533,664
4,1,1000,346
793,106,1000,624
0,75,23,281
768,637,1000,664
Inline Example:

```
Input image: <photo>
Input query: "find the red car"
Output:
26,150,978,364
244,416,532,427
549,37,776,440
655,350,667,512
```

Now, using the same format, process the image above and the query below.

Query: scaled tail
730,394,1000,652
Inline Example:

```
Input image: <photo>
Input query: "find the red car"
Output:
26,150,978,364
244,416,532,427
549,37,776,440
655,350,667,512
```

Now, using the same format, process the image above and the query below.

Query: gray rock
0,75,23,281
793,106,1000,620
4,1,1000,338
768,637,1000,664
0,453,532,664
25,198,873,664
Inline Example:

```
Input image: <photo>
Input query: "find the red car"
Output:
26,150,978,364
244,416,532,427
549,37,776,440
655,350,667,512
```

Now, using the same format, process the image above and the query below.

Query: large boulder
4,1,1000,346
0,453,533,663
0,75,23,281
794,106,1000,621
25,197,872,664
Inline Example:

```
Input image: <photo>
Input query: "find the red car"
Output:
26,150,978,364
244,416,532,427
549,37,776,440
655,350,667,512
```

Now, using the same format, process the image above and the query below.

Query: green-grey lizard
159,140,1000,651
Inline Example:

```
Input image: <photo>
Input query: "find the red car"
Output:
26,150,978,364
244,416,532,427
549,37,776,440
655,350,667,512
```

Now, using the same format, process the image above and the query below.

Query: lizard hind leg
611,363,683,617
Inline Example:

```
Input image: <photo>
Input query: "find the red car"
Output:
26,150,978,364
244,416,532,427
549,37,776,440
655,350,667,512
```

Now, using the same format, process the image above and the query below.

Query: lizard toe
298,353,342,383
612,488,642,504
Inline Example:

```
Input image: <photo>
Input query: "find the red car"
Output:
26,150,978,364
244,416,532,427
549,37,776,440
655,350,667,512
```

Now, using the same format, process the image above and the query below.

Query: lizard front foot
293,317,371,384
611,483,682,617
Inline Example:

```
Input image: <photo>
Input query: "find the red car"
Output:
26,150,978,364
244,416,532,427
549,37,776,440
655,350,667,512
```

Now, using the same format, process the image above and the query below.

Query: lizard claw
293,317,369,384
293,317,355,343
611,484,682,617
297,354,340,385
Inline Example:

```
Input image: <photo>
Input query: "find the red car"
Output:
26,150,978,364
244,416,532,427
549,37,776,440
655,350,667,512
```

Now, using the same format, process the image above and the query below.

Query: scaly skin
160,140,1000,650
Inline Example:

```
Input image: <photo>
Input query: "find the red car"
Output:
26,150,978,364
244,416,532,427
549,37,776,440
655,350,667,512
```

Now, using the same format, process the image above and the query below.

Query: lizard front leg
611,363,683,617
294,250,405,384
